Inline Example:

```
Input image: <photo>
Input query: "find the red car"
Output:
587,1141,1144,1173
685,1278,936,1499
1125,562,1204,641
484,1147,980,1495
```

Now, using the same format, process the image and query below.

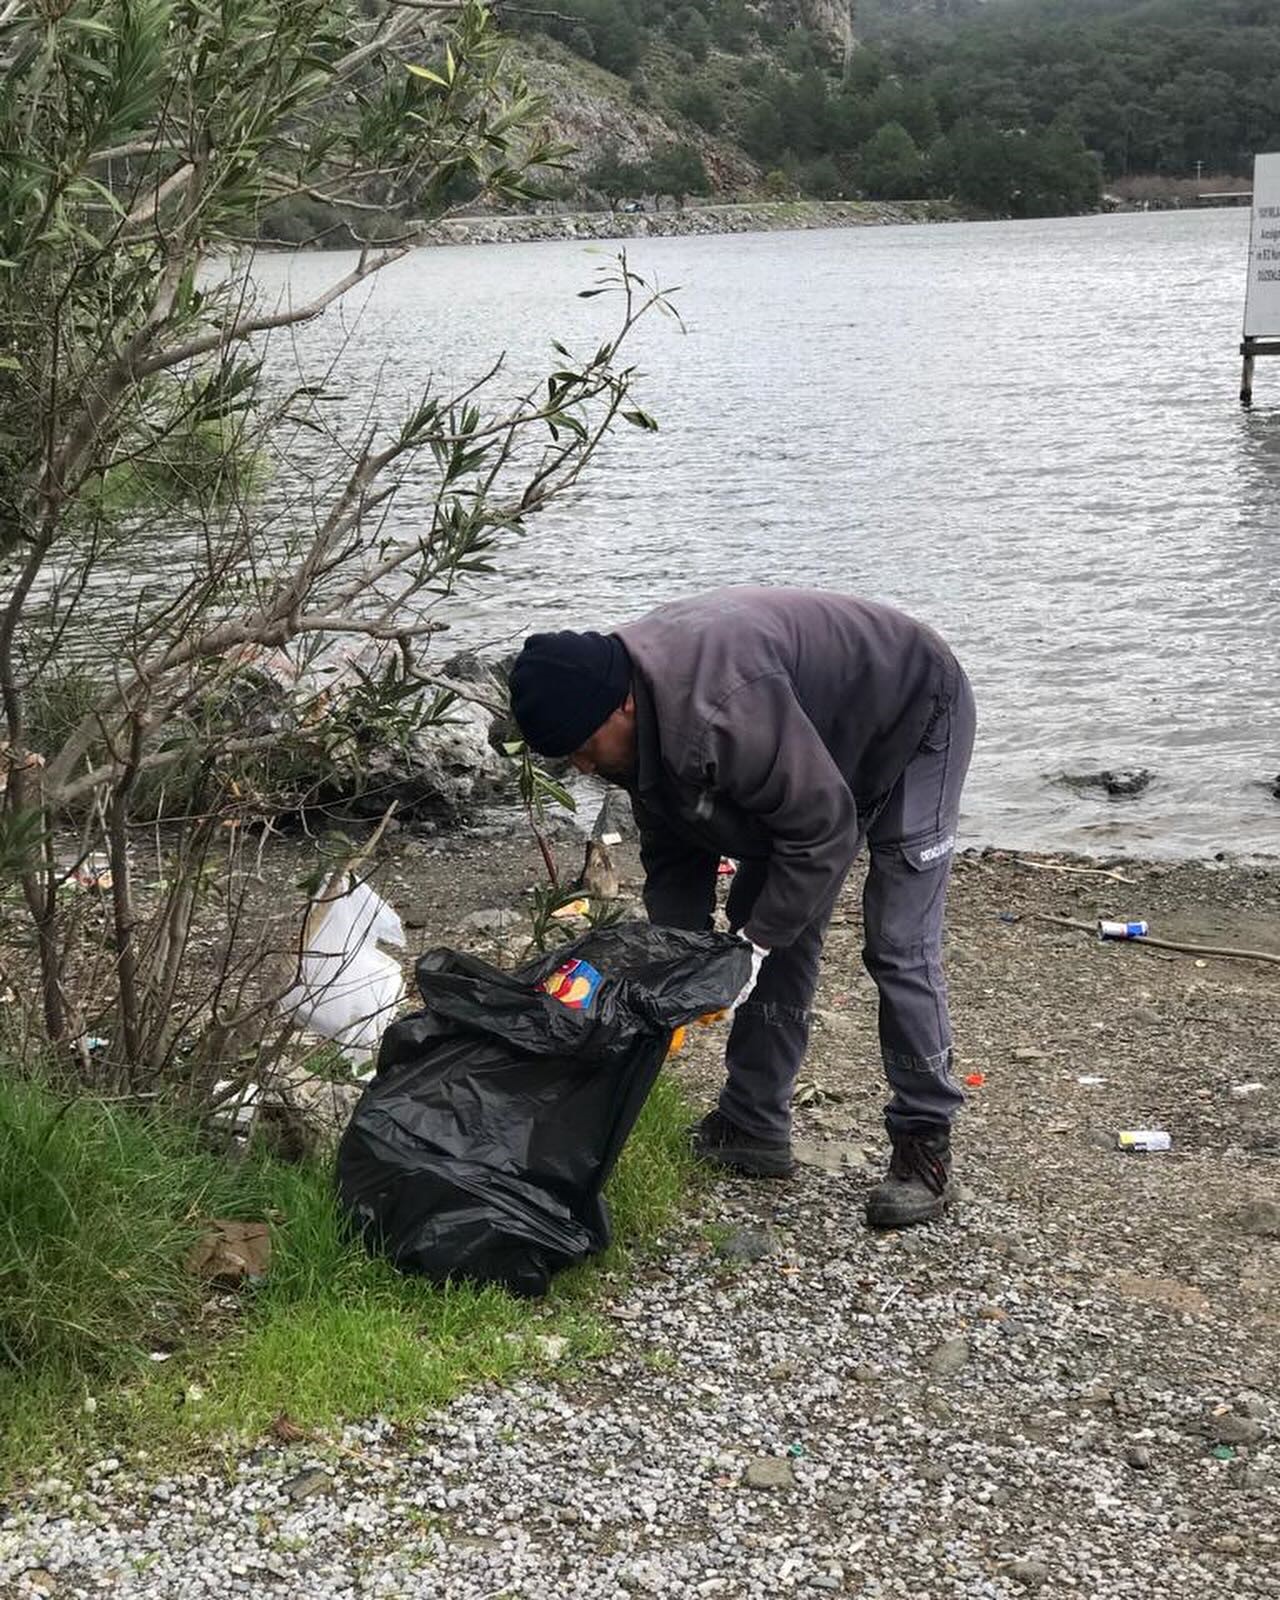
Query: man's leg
693,861,833,1178
862,674,975,1227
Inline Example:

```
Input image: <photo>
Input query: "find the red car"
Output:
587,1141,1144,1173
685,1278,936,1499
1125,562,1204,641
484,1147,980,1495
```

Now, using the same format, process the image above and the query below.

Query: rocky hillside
514,38,761,192
263,0,1265,241
507,0,857,196
504,0,1100,216
502,0,1274,217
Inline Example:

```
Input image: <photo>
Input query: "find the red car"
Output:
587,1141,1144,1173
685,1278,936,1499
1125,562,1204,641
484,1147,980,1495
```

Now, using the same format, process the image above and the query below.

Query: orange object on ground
666,1009,727,1059
964,1072,985,1087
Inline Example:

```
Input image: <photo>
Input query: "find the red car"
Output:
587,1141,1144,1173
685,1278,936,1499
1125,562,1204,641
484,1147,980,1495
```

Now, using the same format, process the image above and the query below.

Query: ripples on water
102,211,1280,856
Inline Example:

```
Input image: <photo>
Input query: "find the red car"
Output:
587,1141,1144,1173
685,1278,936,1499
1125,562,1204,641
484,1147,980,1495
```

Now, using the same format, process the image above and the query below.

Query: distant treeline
862,0,1280,178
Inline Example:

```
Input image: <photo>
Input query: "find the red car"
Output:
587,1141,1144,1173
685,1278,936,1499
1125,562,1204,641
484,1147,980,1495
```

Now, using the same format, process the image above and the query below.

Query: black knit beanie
509,630,631,758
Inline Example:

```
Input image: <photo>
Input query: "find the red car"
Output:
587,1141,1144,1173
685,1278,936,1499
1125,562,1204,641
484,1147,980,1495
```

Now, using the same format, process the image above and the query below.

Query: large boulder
227,642,516,822
350,691,509,820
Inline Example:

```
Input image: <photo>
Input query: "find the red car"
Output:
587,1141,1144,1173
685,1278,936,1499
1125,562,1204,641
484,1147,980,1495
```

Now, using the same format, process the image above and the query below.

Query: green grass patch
0,1069,697,1488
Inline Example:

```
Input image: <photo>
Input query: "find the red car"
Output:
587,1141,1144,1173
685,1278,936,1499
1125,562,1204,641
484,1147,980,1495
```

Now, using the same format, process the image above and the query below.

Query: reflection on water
37,209,1280,857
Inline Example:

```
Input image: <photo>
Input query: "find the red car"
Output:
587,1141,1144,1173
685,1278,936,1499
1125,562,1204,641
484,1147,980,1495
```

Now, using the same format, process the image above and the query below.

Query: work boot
691,1108,795,1179
865,1128,954,1229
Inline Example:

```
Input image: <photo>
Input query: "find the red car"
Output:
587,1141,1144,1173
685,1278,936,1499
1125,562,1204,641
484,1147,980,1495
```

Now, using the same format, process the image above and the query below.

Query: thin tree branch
123,162,195,228
58,735,291,807
88,137,185,163
331,5,422,86
132,248,409,382
1033,915,1280,968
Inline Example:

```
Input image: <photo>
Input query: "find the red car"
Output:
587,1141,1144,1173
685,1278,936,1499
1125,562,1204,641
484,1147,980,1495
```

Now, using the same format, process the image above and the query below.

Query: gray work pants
643,672,975,1142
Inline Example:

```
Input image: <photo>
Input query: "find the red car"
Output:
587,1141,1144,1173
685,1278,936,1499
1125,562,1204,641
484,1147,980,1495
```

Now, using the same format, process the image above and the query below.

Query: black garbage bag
336,921,751,1297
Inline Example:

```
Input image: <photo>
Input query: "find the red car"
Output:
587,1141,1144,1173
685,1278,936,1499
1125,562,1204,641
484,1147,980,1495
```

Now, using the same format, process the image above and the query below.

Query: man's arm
629,795,720,932
699,673,859,949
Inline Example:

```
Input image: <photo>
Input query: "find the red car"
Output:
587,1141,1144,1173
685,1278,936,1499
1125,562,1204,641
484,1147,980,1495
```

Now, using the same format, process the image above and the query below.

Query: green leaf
622,409,659,431
537,775,576,811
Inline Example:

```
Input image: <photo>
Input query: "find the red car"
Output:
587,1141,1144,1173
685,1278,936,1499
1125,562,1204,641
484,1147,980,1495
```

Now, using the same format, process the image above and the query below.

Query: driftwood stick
1033,914,1280,968
1012,856,1136,884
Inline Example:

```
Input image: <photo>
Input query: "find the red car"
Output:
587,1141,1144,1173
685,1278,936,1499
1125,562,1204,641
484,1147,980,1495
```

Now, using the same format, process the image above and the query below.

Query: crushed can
1117,1129,1171,1152
540,957,604,1013
1098,919,1149,941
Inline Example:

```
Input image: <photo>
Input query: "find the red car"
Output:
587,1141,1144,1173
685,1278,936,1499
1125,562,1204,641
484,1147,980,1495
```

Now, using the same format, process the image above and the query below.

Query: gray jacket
615,587,962,949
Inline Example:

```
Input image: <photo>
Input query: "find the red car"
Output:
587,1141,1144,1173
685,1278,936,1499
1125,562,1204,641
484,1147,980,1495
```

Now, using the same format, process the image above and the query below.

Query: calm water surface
231,211,1280,856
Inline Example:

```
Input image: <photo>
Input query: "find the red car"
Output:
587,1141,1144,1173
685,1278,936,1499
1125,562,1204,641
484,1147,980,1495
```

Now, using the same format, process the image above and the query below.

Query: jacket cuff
742,916,792,950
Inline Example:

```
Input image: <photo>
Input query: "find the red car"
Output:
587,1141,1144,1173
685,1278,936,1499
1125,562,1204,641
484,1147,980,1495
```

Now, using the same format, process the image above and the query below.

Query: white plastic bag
281,874,406,1065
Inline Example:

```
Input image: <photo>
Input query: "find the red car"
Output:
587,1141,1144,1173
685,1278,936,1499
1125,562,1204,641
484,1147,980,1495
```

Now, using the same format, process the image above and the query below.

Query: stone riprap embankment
423,198,960,247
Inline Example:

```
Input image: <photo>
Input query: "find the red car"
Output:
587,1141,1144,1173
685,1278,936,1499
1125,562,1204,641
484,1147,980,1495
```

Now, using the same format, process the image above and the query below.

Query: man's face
570,694,637,784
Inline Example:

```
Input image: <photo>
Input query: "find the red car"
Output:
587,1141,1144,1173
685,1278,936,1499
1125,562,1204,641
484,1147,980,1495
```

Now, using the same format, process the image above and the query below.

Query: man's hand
729,940,769,1014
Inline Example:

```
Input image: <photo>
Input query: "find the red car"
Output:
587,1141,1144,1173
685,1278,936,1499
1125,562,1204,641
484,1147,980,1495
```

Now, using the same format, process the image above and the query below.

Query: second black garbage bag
336,921,751,1297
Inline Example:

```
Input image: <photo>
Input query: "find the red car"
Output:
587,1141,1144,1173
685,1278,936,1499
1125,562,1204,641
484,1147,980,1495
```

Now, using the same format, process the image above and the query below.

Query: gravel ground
4,833,1279,1600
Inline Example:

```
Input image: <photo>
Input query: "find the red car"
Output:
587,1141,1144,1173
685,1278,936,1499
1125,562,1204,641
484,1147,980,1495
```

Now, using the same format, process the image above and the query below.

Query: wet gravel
3,845,1279,1599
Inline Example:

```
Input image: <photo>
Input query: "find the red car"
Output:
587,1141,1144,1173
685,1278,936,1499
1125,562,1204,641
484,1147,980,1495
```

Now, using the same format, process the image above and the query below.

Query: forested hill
262,0,1276,239
487,0,1277,218
856,0,1280,177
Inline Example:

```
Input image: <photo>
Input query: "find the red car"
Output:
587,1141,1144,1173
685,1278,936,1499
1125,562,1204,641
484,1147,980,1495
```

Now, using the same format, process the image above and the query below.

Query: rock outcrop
228,642,515,823
784,0,854,63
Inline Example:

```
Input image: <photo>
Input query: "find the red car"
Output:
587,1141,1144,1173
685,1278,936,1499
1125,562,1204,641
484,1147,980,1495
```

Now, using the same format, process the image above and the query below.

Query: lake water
229,210,1280,857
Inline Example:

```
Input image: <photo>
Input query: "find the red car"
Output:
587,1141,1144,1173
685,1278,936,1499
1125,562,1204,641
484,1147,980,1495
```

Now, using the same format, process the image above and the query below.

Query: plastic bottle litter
1098,919,1149,941
1117,1129,1171,1152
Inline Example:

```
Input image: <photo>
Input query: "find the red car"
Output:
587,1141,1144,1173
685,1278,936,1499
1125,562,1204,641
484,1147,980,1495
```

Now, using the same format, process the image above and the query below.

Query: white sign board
1244,152,1280,338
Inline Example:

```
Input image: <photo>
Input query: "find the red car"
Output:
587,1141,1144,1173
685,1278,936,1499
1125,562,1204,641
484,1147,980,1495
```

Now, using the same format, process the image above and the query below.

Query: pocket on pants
900,828,957,872
864,826,955,954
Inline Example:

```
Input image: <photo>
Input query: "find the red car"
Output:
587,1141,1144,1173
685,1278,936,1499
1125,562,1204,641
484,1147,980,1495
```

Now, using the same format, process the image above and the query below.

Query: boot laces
890,1135,949,1197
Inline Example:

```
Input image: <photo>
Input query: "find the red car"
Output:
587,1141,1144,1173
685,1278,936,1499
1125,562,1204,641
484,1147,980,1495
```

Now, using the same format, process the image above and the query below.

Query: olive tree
0,0,665,1092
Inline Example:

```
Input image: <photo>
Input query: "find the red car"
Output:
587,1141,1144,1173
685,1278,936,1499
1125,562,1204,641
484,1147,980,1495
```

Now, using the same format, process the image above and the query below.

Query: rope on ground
1032,913,1280,968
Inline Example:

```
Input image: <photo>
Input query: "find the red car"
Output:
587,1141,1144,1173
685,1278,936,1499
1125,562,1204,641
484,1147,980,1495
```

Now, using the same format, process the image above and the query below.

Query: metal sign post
1241,151,1280,405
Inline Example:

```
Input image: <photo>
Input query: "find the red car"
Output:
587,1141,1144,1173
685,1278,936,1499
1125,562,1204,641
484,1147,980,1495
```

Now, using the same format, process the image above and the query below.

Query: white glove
729,940,769,1014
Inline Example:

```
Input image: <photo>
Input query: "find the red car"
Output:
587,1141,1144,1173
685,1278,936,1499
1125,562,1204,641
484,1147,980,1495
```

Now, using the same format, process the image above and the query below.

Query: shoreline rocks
1057,767,1154,799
